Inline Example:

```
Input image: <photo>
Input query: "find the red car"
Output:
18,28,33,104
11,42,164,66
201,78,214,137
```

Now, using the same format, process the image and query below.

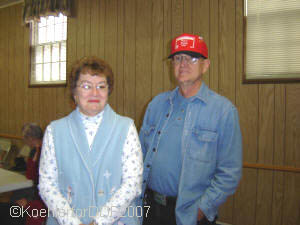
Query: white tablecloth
0,168,33,193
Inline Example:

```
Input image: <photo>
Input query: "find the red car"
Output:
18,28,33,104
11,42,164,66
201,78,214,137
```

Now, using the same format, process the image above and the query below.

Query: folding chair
0,137,12,165
18,145,31,159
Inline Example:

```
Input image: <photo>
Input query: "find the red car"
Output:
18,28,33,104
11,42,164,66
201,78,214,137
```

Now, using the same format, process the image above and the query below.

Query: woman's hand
16,198,28,207
32,146,41,162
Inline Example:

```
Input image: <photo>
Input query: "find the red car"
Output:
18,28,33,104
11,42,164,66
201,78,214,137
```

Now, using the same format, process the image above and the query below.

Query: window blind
245,0,300,80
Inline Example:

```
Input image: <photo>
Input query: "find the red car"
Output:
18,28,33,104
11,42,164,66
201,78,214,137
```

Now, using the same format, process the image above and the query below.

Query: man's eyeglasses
77,82,108,91
172,55,200,65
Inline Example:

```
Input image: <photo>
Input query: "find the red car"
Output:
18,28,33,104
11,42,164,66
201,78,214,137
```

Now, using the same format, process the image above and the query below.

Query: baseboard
217,222,232,225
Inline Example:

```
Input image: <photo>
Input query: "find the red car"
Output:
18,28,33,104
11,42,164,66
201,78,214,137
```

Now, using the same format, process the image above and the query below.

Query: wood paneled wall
0,1,299,224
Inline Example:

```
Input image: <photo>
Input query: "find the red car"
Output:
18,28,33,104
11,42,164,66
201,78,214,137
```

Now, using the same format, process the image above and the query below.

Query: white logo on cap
175,36,195,49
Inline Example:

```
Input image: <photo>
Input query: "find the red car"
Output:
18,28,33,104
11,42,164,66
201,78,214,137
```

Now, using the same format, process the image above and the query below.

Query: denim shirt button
152,148,156,152
146,164,151,168
166,113,169,117
158,131,161,135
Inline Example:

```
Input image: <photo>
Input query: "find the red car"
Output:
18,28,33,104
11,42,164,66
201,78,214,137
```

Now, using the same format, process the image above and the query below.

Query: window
244,0,300,82
30,13,67,86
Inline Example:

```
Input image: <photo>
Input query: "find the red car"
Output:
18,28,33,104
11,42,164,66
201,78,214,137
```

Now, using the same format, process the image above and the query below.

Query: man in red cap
139,33,242,225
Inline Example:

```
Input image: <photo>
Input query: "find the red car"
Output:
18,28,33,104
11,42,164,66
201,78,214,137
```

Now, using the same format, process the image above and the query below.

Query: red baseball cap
168,33,208,59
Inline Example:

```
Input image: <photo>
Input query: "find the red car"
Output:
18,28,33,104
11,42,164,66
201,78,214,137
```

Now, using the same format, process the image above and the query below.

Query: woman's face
23,137,40,148
74,73,109,117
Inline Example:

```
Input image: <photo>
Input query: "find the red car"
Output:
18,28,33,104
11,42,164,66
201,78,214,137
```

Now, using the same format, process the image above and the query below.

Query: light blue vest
46,105,139,225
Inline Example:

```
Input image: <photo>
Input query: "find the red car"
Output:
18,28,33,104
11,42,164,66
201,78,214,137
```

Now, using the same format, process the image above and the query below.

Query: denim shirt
139,83,242,225
148,91,188,196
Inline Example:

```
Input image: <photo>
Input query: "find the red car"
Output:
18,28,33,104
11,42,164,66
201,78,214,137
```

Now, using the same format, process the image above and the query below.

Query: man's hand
197,208,204,221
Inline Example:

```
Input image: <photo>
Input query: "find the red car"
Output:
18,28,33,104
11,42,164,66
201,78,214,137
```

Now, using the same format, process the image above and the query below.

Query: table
0,168,33,193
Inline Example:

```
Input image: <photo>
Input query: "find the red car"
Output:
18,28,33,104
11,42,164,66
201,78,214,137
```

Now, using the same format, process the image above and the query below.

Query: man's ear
202,59,210,74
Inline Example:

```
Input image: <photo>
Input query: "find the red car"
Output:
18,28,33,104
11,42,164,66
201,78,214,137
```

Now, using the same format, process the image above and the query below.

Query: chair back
0,137,11,152
0,137,12,163
18,145,31,158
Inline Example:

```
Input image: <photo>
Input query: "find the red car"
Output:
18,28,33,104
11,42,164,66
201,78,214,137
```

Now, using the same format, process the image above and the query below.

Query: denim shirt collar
168,82,210,105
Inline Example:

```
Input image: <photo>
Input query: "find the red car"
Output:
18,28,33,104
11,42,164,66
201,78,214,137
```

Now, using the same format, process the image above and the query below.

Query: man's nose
179,58,188,66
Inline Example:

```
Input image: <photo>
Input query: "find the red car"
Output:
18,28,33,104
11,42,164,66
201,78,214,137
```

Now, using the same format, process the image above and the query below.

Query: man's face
172,53,210,88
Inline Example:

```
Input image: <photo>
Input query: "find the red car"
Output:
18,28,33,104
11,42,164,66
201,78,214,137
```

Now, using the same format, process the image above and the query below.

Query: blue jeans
143,189,217,225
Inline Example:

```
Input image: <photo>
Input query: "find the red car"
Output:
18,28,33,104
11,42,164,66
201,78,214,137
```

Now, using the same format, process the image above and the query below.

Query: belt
147,189,177,207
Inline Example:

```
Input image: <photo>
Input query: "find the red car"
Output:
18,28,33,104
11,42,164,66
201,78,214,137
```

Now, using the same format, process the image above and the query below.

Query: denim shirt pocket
144,125,155,136
142,125,156,150
188,128,218,162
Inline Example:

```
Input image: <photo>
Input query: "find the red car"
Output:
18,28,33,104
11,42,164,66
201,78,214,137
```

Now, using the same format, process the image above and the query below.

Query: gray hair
22,123,43,140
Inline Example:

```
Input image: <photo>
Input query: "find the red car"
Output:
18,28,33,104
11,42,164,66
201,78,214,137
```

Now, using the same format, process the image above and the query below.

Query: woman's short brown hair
70,56,114,99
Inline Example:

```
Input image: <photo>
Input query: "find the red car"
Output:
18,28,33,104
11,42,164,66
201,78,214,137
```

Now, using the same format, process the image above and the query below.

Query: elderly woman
39,57,143,225
22,123,43,181
1,123,46,225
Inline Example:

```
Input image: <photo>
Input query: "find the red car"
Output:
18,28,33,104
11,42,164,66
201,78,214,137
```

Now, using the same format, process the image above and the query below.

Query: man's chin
178,80,192,86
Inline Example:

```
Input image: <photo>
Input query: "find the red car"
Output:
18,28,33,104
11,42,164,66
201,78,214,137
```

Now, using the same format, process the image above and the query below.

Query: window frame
29,14,67,87
242,0,300,84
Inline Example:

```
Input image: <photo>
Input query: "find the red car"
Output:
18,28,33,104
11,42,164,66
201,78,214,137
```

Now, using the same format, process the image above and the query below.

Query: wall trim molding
243,162,300,173
0,133,299,173
0,0,23,9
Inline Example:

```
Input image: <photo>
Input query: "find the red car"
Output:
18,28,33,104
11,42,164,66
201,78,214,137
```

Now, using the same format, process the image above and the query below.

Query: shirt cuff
197,195,218,222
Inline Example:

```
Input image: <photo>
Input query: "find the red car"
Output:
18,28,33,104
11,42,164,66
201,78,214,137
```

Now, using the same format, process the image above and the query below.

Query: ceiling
0,0,23,9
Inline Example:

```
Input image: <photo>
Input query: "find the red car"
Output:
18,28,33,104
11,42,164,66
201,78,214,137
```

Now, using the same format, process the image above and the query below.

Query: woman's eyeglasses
77,82,108,91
